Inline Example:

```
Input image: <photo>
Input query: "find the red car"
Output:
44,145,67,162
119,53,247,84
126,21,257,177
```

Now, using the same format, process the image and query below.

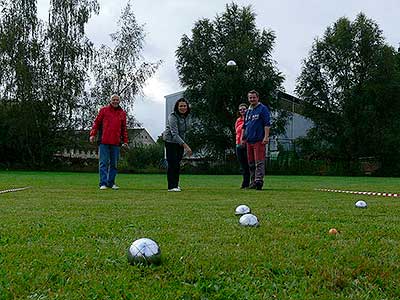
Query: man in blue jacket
241,90,270,190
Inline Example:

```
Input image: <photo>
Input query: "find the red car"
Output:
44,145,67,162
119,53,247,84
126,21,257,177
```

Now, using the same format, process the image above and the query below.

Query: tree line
0,0,159,167
1,1,400,174
177,3,400,175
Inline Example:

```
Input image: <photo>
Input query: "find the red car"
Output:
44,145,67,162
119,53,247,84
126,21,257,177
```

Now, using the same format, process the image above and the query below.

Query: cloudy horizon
37,0,400,139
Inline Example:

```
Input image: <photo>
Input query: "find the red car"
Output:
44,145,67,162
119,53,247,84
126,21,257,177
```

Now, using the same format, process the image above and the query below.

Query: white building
128,128,156,146
164,90,186,123
164,90,313,152
55,127,155,159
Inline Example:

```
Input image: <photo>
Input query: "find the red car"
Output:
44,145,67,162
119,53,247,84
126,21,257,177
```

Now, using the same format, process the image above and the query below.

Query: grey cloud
37,0,400,136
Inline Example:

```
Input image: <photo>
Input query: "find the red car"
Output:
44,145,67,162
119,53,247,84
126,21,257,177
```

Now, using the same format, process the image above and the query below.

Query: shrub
124,143,164,171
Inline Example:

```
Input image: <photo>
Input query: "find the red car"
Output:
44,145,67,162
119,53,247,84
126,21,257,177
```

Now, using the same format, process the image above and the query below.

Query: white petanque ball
355,200,368,208
235,204,251,215
127,238,161,265
239,213,259,227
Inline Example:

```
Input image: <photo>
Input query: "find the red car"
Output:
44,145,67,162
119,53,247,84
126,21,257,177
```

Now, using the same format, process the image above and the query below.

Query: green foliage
47,0,99,129
0,101,56,167
0,1,159,167
296,13,400,170
0,0,99,166
267,151,363,176
87,2,161,129
1,171,400,299
125,143,164,171
181,159,239,175
178,153,363,176
176,3,285,158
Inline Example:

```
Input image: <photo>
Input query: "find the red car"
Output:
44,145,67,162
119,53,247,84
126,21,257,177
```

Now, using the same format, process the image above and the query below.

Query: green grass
0,171,399,299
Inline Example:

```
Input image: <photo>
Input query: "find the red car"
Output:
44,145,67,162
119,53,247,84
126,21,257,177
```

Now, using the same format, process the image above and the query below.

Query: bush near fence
0,147,386,176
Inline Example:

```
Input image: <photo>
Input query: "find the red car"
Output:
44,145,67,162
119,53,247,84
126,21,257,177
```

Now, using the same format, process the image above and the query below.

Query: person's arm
182,143,192,156
262,126,270,145
89,108,104,143
261,106,271,145
239,116,247,146
240,128,246,145
168,114,192,156
168,114,185,145
121,111,129,147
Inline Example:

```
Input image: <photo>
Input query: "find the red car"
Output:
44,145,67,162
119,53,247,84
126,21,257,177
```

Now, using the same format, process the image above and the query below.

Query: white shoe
112,184,119,190
168,188,181,192
100,185,107,190
177,186,182,191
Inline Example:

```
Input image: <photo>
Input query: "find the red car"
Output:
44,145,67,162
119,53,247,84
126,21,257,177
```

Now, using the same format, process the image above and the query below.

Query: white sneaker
177,186,182,191
100,185,107,190
168,188,181,192
112,184,119,190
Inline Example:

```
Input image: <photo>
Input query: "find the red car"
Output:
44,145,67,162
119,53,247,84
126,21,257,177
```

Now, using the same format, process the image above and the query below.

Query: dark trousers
236,145,250,188
165,142,184,189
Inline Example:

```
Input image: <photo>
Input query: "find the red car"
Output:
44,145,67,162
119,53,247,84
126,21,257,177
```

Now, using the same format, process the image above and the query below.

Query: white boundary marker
315,188,399,198
0,186,31,194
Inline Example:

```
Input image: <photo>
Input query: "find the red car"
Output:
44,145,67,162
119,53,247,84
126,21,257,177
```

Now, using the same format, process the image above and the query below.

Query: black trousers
236,145,250,188
165,142,184,189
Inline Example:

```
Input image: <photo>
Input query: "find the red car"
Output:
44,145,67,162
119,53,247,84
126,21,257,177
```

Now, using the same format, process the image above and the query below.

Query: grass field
1,171,400,299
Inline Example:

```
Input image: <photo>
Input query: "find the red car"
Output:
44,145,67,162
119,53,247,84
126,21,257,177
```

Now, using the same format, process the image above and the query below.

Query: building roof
164,90,185,99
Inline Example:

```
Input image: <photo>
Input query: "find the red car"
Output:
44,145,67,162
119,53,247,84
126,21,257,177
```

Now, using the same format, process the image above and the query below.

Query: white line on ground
315,188,399,197
0,187,32,194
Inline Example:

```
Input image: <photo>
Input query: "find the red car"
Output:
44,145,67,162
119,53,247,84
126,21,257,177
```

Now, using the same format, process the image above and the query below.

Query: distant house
127,128,156,146
164,90,313,155
55,127,155,159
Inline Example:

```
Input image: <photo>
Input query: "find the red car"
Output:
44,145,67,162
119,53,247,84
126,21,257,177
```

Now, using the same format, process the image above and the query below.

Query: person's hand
262,136,269,145
121,143,129,150
240,139,246,146
183,144,192,157
89,136,95,143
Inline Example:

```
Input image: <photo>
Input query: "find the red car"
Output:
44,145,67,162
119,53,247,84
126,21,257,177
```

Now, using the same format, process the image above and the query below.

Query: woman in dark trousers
163,98,192,192
235,103,250,188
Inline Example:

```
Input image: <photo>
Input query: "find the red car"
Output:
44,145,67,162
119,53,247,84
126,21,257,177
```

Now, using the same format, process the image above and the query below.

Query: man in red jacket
89,94,128,190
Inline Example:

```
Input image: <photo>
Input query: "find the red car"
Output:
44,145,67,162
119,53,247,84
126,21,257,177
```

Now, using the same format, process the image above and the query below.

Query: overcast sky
38,0,400,139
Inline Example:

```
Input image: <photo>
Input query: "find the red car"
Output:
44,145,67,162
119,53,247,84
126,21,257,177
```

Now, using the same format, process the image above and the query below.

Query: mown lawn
0,171,399,299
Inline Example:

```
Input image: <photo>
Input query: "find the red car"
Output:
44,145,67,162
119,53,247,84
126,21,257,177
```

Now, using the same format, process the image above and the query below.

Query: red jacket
235,117,244,145
90,105,128,146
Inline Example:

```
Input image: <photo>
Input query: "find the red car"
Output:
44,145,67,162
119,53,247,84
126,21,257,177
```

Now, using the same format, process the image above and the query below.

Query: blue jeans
99,144,120,187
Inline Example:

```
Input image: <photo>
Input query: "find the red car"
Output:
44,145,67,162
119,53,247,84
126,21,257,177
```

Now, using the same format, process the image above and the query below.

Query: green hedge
121,143,164,172
0,147,385,176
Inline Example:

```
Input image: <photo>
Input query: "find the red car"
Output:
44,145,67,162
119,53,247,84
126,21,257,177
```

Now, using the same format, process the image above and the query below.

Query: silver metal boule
235,204,251,215
239,213,259,227
127,238,161,265
355,200,368,208
226,60,237,66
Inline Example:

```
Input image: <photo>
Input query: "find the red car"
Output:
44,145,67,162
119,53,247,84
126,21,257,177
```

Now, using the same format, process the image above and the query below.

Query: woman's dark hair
173,98,191,117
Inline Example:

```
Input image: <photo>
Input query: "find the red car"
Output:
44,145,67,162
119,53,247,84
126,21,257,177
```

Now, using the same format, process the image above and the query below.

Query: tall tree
85,1,161,130
0,0,99,166
47,0,99,129
0,0,52,165
176,3,285,157
296,13,400,173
